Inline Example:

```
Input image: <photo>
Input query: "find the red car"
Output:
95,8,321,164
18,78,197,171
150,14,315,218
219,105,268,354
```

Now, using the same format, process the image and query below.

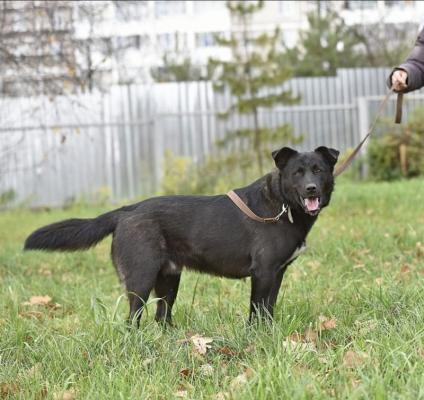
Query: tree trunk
252,106,263,175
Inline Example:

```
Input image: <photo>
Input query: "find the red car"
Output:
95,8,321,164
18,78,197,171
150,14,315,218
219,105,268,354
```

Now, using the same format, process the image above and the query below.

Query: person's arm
388,27,424,93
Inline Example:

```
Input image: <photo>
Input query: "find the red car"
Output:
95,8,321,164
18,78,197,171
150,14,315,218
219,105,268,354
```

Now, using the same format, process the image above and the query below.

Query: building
1,0,424,95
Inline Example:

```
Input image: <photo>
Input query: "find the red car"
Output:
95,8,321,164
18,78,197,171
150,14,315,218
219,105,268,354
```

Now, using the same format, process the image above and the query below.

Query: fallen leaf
343,350,368,368
174,390,188,398
306,260,321,270
26,363,42,378
375,277,383,285
19,311,44,320
23,295,52,307
56,390,75,400
38,267,52,277
230,368,254,389
199,363,214,376
284,340,316,352
230,373,248,389
35,386,48,400
288,332,305,342
355,319,378,334
416,242,424,257
142,358,154,367
217,346,237,357
215,392,229,400
190,334,213,355
179,368,192,378
243,344,255,354
351,378,362,388
319,316,337,330
400,265,411,274
1,383,19,397
305,328,318,343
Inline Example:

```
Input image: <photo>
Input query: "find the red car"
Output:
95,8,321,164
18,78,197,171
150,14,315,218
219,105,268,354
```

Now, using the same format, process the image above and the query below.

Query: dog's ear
272,147,298,170
314,146,340,168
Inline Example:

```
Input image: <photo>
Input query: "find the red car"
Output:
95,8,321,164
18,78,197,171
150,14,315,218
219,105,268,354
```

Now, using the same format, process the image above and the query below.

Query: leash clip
275,204,293,223
274,204,287,221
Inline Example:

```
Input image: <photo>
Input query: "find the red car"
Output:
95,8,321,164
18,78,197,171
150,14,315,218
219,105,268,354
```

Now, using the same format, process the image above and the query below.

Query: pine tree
208,0,300,175
286,5,362,77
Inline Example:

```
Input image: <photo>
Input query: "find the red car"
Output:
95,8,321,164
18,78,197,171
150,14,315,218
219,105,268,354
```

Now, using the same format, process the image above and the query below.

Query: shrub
367,108,424,181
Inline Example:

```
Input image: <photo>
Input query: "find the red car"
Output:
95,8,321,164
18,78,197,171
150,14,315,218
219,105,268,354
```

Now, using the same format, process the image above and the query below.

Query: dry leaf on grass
174,390,188,398
343,350,368,368
354,319,377,335
215,392,229,400
217,346,237,357
288,332,305,343
416,242,424,257
1,383,19,397
179,368,192,378
190,334,213,355
400,265,411,274
230,368,253,389
22,295,61,311
142,358,154,368
283,339,316,352
375,277,383,285
19,310,44,320
199,364,214,376
53,390,76,400
243,344,255,354
38,267,52,277
22,295,52,306
318,316,337,330
305,328,318,343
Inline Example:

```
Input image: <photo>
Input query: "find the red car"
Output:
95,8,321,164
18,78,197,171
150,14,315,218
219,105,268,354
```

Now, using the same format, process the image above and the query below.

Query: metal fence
1,67,424,207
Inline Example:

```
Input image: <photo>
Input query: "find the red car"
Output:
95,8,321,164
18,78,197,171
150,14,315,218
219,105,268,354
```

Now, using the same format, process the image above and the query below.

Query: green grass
1,179,424,399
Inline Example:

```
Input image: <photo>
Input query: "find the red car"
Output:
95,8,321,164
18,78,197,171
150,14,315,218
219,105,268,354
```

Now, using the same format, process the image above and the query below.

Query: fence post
150,85,162,193
357,96,369,178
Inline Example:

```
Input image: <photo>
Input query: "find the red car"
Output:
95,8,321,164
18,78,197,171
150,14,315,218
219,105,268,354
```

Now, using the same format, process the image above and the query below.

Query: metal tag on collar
287,206,293,224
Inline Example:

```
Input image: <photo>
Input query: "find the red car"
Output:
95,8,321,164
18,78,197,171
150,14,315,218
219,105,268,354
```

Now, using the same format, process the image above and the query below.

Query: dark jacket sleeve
387,27,424,93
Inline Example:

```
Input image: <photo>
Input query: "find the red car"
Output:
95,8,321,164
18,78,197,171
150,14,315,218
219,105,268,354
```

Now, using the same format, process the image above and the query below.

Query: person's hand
391,69,408,92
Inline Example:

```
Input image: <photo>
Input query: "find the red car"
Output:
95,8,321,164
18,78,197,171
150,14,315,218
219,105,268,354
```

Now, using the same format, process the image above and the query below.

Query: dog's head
272,146,339,216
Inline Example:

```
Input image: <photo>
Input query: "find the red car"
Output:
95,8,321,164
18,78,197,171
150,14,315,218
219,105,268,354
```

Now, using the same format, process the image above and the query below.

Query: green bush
367,108,424,181
160,150,277,196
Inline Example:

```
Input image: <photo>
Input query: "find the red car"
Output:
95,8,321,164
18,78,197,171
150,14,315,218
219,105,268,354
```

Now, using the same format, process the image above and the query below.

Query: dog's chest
284,241,306,266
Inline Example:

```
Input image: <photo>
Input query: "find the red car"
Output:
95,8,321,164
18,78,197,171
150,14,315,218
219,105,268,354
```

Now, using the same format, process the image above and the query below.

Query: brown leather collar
226,190,293,224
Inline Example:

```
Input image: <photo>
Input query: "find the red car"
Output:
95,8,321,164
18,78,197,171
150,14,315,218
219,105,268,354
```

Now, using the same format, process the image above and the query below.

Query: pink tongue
305,197,319,211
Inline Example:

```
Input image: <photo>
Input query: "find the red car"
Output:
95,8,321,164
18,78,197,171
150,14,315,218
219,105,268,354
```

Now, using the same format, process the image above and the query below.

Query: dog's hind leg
154,264,181,324
112,217,164,327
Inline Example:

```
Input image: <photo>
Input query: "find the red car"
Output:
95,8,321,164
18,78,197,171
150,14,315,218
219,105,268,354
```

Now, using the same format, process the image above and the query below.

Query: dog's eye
294,168,304,175
313,167,322,174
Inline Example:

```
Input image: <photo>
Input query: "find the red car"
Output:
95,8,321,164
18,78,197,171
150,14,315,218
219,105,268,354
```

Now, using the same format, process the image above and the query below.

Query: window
195,32,218,47
384,0,415,7
154,1,186,18
115,1,149,21
344,1,377,10
193,1,226,14
278,0,300,16
157,33,174,50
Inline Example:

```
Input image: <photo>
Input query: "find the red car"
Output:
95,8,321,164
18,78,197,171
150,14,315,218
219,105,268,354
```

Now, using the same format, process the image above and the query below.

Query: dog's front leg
249,262,277,322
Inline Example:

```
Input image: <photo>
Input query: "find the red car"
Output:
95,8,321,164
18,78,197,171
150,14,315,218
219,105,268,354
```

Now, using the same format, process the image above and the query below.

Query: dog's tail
24,208,123,252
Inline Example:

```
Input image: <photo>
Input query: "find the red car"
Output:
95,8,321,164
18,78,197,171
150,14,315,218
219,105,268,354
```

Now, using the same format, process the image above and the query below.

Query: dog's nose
306,183,317,193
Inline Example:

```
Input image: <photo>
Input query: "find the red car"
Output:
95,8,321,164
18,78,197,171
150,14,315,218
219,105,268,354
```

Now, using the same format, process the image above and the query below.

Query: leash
227,88,403,223
334,88,401,177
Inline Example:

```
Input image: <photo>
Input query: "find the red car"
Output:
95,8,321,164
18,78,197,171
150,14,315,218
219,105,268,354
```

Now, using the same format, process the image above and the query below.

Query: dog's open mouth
302,196,320,216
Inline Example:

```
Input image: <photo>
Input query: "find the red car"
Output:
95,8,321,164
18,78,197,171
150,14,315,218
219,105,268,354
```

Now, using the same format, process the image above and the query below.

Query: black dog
24,146,339,325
